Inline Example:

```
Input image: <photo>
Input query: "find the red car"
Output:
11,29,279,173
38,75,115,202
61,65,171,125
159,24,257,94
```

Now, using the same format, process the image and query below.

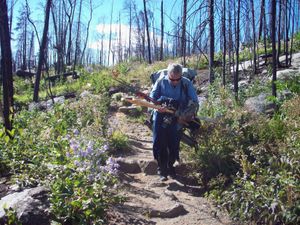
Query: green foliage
109,130,129,152
90,71,113,94
0,90,119,223
223,108,300,224
293,32,300,52
50,134,121,225
198,80,235,118
115,62,130,75
240,78,271,101
4,207,22,225
276,75,300,95
194,93,300,224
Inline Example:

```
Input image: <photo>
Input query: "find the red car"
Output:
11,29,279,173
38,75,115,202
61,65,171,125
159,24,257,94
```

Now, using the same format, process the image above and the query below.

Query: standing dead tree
80,0,94,65
271,0,277,97
0,0,14,132
234,0,241,100
143,0,152,64
160,0,164,61
181,0,187,67
33,0,52,102
208,0,215,83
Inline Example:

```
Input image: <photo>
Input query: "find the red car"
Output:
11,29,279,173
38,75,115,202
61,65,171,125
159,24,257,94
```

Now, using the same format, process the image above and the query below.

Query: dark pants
153,113,181,176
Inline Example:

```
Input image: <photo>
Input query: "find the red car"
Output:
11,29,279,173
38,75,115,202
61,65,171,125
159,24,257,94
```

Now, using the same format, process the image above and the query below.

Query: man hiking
150,63,199,181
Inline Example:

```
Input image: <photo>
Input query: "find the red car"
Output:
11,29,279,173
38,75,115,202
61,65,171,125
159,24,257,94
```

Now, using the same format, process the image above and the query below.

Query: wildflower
74,160,81,167
86,145,93,154
73,129,80,135
78,149,88,158
88,174,95,182
70,143,79,152
103,144,109,151
105,157,119,175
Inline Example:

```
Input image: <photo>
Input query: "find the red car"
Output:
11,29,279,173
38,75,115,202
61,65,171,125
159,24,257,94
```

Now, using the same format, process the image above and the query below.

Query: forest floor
107,112,232,225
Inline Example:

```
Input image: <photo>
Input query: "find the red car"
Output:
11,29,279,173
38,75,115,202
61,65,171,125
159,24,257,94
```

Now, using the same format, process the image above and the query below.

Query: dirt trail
108,112,232,225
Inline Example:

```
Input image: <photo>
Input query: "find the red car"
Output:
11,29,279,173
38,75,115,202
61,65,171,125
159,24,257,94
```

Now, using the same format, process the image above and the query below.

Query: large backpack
150,68,197,85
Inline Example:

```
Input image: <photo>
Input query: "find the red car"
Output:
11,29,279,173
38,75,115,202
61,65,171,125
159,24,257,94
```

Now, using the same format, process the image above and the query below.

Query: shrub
192,78,300,224
50,133,121,225
108,130,129,152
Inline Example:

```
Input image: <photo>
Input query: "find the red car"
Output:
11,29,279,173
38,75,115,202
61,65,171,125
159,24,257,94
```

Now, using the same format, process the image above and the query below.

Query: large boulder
244,93,275,114
0,186,50,225
28,96,65,111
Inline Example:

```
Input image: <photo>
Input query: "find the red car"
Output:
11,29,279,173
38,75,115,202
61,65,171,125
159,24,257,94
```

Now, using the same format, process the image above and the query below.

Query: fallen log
45,71,79,82
15,70,35,78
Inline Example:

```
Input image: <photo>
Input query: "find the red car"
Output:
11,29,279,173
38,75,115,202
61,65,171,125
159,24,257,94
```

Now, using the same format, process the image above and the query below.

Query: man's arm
149,79,161,101
187,80,198,103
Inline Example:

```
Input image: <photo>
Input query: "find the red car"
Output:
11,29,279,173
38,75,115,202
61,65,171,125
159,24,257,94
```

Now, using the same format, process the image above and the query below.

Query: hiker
149,63,198,181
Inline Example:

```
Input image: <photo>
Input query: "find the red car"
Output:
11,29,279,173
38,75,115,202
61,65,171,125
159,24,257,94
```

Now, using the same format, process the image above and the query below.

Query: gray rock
276,69,299,81
117,158,141,173
278,89,293,101
163,190,178,201
28,97,65,111
0,186,50,225
139,160,157,175
244,93,274,114
118,106,140,116
148,203,187,218
80,90,91,98
238,80,249,89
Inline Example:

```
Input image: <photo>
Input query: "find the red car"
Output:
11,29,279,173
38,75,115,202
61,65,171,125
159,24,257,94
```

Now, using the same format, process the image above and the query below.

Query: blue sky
13,0,181,36
12,0,182,54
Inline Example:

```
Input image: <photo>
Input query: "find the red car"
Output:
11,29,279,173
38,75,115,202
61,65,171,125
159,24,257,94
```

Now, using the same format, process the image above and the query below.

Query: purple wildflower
86,145,93,154
74,160,80,167
66,152,71,158
103,144,109,151
73,129,80,135
105,157,119,175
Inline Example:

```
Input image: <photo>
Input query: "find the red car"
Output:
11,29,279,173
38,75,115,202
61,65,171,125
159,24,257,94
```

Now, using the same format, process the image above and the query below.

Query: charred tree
33,0,52,102
80,0,93,64
271,0,277,97
160,0,164,61
208,0,215,83
0,0,14,132
222,0,226,86
234,0,241,100
277,0,282,66
181,0,187,66
107,0,114,65
143,0,152,64
250,0,257,75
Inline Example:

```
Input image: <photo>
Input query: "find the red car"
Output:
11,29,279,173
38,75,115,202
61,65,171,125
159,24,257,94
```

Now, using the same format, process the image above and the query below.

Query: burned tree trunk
250,0,257,75
234,0,241,100
0,0,14,132
222,0,226,86
208,0,215,83
143,0,152,64
33,0,52,102
160,0,164,61
181,0,187,66
271,0,277,97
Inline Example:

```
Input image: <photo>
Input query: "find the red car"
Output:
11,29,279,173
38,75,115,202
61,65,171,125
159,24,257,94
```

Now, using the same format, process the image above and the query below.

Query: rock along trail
108,112,232,225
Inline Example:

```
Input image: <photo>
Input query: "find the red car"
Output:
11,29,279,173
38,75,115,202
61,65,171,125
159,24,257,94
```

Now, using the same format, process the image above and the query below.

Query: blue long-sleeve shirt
150,75,198,125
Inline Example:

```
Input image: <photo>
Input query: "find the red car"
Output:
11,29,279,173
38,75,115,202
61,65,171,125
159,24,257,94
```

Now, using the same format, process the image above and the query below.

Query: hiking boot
168,166,177,179
157,168,161,175
159,175,168,181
